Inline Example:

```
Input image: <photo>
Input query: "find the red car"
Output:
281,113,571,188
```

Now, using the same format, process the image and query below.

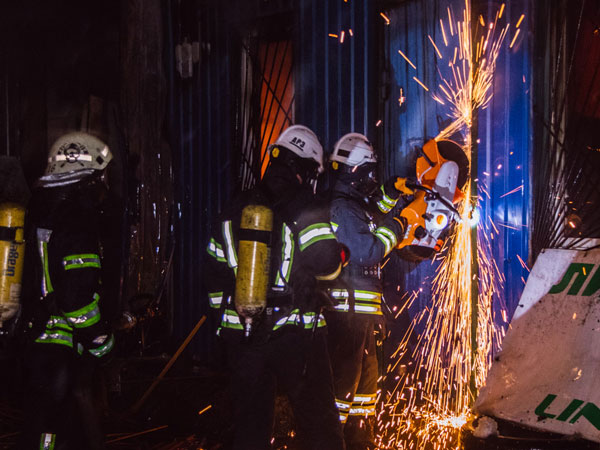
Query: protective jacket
21,181,114,450
205,186,342,338
25,184,114,358
327,179,405,440
205,183,345,450
328,181,404,316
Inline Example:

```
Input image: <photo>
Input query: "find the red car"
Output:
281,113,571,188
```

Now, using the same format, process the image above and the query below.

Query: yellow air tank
235,204,273,337
0,203,25,325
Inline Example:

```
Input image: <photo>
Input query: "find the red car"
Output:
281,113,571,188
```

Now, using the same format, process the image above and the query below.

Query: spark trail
376,2,517,449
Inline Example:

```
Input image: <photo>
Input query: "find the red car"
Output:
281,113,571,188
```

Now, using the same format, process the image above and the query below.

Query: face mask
262,161,302,198
336,163,379,196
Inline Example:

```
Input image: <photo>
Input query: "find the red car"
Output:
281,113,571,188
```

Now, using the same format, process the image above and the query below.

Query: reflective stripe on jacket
328,182,403,315
32,225,114,358
204,188,341,334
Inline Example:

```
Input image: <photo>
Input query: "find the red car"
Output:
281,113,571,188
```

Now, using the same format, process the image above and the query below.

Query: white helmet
268,125,324,173
330,133,376,168
46,132,112,176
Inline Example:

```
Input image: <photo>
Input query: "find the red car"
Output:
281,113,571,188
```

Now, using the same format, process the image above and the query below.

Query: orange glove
394,177,416,195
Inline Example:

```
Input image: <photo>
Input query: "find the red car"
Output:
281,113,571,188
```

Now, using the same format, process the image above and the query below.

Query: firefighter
20,132,115,450
205,125,345,450
326,133,413,450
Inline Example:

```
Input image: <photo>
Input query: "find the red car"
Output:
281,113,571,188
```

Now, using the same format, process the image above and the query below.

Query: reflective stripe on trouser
226,330,345,450
325,313,378,426
40,432,56,450
88,333,115,358
329,289,383,315
348,392,377,417
336,393,377,423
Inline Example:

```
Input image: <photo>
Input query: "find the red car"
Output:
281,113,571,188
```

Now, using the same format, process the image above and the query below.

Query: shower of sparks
377,2,518,449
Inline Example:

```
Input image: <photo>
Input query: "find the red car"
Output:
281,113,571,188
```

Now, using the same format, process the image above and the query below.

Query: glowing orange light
198,404,212,415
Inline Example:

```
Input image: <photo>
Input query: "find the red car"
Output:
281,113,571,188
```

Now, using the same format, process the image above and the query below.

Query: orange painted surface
259,41,295,178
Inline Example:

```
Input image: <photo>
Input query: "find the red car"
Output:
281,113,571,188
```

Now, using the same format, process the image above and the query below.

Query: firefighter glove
392,176,417,196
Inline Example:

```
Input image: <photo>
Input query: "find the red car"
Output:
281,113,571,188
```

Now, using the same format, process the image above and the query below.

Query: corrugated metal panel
167,0,377,355
167,0,532,356
295,0,376,150
480,0,532,316
166,0,235,356
379,0,531,323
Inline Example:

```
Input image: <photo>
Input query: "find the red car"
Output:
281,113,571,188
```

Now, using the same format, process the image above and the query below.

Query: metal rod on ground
105,424,169,444
130,315,207,413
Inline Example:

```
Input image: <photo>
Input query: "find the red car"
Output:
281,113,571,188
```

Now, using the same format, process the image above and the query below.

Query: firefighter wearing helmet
20,132,115,449
326,132,414,449
204,124,345,449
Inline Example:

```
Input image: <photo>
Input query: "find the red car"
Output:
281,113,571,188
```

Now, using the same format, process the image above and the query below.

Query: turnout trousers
20,343,104,450
326,312,379,449
225,328,345,450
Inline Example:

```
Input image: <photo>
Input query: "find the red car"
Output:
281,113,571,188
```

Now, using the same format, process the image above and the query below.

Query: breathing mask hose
235,204,273,338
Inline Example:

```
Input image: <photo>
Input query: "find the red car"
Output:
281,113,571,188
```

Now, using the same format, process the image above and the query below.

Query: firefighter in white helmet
204,124,346,449
326,132,414,449
20,132,115,449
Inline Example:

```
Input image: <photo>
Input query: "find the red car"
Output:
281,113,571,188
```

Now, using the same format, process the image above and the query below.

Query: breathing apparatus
235,203,274,338
0,204,25,326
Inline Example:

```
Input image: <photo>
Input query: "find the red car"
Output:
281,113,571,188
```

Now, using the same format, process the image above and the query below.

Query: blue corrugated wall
295,0,377,149
167,0,532,356
380,0,531,322
166,1,235,356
